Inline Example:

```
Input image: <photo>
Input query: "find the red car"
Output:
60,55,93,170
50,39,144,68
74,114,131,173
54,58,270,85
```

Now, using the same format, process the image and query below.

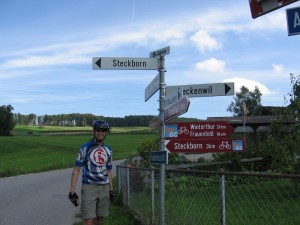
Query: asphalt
0,160,124,225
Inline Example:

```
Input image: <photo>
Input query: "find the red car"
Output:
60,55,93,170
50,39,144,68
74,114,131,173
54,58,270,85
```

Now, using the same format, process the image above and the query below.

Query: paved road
0,160,124,225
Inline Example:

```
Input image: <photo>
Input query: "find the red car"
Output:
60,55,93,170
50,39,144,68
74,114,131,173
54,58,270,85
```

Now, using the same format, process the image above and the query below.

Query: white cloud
223,77,273,96
248,11,287,31
272,63,284,74
190,30,221,53
147,27,185,45
195,58,225,73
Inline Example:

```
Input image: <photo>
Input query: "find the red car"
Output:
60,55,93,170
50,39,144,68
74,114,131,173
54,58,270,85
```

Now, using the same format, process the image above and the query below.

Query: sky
1,0,300,120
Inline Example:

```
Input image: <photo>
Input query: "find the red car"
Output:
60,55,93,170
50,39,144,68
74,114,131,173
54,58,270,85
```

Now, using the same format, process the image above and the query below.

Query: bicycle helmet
92,120,110,130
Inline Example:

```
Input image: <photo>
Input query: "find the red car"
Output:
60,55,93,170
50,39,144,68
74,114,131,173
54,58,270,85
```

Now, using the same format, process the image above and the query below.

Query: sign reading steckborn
165,138,245,153
93,57,159,70
286,6,300,36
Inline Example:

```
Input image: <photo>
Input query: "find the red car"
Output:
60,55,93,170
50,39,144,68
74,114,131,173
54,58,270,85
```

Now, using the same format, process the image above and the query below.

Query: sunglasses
95,128,108,133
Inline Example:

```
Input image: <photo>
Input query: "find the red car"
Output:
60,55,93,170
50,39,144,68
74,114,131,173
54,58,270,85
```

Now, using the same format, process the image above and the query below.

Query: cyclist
69,120,114,225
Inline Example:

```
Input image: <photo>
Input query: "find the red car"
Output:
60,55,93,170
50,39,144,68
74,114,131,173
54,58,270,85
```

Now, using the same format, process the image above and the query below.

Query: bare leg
95,216,104,225
84,218,94,225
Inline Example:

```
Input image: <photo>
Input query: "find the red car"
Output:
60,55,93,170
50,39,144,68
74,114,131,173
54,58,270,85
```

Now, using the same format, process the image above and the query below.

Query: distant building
207,106,295,133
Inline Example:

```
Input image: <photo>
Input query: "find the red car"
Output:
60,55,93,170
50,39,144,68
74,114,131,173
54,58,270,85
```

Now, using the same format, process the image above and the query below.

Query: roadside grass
0,125,152,177
118,178,300,225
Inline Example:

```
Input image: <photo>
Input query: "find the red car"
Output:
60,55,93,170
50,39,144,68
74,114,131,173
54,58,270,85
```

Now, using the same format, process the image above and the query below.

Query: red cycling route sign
164,121,245,153
165,138,245,154
165,121,234,139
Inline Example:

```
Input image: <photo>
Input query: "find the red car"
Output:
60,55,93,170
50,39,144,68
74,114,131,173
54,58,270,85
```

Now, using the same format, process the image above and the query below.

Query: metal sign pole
158,56,166,225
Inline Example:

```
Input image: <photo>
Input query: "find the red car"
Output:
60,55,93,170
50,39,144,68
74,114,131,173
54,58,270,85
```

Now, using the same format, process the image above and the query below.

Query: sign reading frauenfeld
165,121,234,139
165,138,245,153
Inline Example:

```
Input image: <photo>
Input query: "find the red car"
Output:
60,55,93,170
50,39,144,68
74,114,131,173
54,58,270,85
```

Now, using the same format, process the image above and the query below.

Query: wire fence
117,165,300,225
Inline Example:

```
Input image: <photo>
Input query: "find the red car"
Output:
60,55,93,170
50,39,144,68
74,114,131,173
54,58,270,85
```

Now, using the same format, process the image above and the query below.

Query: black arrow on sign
95,58,101,68
225,84,231,95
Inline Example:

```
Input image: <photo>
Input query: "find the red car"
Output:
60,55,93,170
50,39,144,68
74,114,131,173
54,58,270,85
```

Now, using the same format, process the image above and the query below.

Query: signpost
92,57,158,70
165,82,234,100
249,0,299,19
147,46,170,225
165,121,234,139
93,47,170,225
286,6,300,35
165,138,245,153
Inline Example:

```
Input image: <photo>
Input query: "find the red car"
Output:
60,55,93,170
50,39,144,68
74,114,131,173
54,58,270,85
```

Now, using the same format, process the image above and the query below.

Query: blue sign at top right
286,6,300,36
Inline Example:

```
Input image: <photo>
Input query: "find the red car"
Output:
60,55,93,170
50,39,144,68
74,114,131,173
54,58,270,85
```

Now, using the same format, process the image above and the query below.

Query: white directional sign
150,46,170,58
92,57,159,70
145,73,160,102
166,82,234,99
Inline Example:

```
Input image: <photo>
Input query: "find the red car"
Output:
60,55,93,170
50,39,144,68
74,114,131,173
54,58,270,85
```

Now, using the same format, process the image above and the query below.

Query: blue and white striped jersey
75,139,112,185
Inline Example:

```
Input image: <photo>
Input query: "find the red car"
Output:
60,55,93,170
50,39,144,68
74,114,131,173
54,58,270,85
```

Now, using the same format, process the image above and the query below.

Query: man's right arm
70,166,81,193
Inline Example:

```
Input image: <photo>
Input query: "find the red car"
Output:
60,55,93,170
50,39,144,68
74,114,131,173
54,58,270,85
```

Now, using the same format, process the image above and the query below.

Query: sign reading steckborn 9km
92,57,159,70
165,121,234,139
165,138,245,153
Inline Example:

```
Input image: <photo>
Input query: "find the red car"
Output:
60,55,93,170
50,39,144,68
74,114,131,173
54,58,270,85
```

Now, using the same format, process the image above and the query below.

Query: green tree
0,105,16,136
227,86,262,116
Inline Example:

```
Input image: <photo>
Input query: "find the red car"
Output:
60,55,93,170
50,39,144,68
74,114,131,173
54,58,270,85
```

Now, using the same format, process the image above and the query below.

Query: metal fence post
220,173,226,225
117,166,121,194
151,169,155,225
127,167,130,207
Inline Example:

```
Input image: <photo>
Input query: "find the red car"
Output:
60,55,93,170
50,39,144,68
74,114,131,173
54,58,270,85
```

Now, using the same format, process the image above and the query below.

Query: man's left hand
109,191,115,202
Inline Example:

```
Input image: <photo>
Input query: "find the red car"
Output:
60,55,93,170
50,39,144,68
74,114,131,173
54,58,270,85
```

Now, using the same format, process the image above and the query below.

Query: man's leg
95,216,104,225
84,218,94,225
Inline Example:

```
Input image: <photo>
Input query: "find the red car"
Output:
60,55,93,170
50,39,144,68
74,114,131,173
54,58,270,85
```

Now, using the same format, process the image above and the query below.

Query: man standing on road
69,120,114,225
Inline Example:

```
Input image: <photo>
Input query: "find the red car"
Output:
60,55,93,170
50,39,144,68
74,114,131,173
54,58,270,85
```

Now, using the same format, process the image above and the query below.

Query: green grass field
0,125,153,177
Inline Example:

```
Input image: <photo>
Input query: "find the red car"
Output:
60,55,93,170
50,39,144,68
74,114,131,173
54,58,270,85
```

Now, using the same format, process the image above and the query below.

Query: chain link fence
117,165,300,225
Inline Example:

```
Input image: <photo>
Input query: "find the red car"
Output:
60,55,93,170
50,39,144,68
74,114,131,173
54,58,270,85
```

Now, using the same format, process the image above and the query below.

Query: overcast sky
1,0,300,119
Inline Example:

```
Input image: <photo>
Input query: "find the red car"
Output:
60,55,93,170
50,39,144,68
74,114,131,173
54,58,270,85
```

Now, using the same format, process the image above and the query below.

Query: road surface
0,160,124,225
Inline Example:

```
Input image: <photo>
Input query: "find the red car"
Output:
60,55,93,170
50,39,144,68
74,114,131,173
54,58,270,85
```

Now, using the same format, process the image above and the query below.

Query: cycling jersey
75,139,112,185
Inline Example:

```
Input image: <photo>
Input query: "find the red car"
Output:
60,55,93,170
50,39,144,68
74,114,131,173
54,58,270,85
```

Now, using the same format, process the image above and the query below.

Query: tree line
13,113,156,127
